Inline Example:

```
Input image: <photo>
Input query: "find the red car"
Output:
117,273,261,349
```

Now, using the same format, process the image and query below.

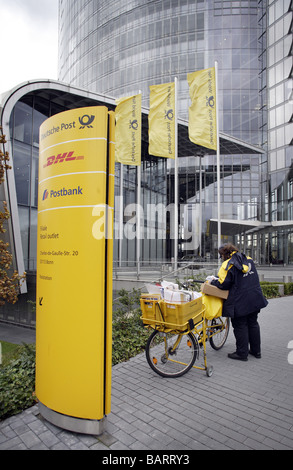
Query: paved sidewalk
1,296,293,450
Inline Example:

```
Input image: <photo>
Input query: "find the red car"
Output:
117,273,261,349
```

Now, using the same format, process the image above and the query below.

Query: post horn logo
129,119,139,130
164,109,174,121
79,114,95,129
206,96,215,108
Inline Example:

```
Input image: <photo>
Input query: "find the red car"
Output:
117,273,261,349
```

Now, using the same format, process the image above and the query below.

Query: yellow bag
202,293,223,320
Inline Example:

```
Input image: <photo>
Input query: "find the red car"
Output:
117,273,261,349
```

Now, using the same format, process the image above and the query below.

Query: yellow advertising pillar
36,107,114,434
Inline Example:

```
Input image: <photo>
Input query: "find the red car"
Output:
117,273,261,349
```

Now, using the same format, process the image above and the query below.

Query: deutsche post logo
129,119,139,130
206,96,215,108
79,114,95,129
164,109,174,121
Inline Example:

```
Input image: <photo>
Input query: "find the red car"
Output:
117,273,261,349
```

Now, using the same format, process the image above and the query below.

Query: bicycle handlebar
181,279,205,289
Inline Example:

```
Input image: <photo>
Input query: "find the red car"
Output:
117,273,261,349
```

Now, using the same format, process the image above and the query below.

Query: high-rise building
58,0,293,265
59,0,261,142
0,1,292,327
262,0,293,263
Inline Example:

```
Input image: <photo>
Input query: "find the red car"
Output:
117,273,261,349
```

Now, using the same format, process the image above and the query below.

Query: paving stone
19,430,42,449
1,296,293,450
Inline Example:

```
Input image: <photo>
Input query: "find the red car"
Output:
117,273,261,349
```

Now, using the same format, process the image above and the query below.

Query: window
13,141,31,206
13,100,32,144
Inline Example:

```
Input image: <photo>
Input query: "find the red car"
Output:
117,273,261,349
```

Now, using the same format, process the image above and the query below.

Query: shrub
112,288,149,365
0,343,37,420
0,289,150,420
284,282,293,296
260,281,293,298
260,282,280,299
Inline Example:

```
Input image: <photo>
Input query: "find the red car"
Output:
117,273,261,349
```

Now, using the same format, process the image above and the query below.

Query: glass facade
2,0,292,294
58,0,261,143
9,95,48,271
1,0,291,327
58,0,281,263
114,157,167,267
259,0,293,264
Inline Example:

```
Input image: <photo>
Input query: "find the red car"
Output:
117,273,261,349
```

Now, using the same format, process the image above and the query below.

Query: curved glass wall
9,95,53,272
58,0,261,144
7,90,168,271
58,0,263,260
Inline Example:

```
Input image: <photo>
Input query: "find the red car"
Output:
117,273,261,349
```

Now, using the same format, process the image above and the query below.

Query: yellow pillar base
38,402,106,436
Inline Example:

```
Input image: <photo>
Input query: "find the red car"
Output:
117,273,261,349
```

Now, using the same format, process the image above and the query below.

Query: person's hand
206,275,217,283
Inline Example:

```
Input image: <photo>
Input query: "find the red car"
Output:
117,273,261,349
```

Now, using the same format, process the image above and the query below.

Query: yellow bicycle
141,281,230,378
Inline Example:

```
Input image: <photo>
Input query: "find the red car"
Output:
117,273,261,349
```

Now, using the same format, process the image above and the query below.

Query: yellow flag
115,94,141,165
148,82,175,158
187,68,217,150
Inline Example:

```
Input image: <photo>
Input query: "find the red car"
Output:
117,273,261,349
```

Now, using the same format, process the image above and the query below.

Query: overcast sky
0,0,59,95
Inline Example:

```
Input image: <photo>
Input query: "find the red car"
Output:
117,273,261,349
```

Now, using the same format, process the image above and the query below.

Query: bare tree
0,126,26,305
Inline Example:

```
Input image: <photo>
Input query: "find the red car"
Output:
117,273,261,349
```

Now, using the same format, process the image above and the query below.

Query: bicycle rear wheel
145,330,199,378
208,317,230,350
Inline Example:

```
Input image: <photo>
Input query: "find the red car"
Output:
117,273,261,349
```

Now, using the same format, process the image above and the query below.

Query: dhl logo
43,151,84,168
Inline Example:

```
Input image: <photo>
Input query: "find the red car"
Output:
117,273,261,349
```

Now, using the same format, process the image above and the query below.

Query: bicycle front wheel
145,330,199,378
208,317,230,350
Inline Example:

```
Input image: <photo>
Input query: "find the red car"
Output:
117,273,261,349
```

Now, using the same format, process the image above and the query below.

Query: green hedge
260,281,293,298
0,343,36,420
284,282,293,295
112,288,149,365
0,289,150,421
260,282,280,298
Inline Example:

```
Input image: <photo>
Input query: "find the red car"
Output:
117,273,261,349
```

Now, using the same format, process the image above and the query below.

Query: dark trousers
231,312,261,358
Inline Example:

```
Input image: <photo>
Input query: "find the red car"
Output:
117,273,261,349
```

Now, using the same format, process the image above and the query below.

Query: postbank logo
43,150,84,168
42,186,83,200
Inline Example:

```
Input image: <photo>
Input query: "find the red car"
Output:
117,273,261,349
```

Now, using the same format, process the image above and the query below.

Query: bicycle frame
161,317,210,374
206,317,227,340
159,316,227,375
142,279,229,377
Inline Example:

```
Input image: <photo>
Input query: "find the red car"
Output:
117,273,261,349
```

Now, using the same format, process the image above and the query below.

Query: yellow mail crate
140,294,203,332
140,294,164,323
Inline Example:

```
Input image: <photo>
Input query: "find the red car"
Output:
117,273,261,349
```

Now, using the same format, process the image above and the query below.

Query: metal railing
112,259,219,283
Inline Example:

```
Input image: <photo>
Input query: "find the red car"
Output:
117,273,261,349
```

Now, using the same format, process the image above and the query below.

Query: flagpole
119,163,123,267
199,156,202,256
215,61,221,251
174,77,178,272
137,91,142,279
137,164,141,278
